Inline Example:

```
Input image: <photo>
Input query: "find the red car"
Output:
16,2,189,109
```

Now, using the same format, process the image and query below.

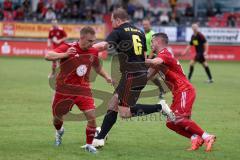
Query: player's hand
93,42,108,51
66,47,77,57
48,72,56,79
145,59,152,67
105,77,115,86
181,51,186,56
204,52,208,56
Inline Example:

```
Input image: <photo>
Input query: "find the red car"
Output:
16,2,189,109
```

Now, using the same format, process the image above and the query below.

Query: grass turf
0,56,239,160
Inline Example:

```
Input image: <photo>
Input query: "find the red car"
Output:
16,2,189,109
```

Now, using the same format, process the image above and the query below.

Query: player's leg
201,61,213,83
94,93,118,140
94,73,146,146
119,101,175,121
76,96,97,153
82,109,97,153
151,74,165,99
52,94,74,146
166,121,192,138
117,73,174,120
176,117,216,151
188,59,196,80
173,90,216,151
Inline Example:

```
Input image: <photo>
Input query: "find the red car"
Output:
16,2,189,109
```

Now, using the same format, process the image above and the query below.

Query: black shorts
115,72,147,107
194,54,206,63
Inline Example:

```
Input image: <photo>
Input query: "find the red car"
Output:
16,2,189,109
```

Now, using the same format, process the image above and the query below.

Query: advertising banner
1,41,240,61
168,44,240,61
152,26,177,42
186,27,240,43
0,41,48,57
0,22,106,39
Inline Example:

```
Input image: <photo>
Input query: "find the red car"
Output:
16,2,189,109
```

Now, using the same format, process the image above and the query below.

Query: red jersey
48,27,67,49
4,1,12,10
157,48,193,94
54,42,99,96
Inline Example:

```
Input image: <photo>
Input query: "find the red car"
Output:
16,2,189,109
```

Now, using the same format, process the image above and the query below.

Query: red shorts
171,89,196,118
52,93,95,117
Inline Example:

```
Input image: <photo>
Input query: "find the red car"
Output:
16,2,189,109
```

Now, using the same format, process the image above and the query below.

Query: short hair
80,26,95,35
112,8,129,21
152,32,169,44
142,18,151,22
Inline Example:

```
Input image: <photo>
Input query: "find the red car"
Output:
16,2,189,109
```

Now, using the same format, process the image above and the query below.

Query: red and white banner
0,40,240,61
0,40,48,57
168,44,240,61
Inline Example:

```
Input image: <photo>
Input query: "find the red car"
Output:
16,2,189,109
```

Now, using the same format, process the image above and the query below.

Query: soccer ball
95,127,108,141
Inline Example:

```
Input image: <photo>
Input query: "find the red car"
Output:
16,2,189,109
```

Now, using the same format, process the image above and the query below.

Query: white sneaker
55,127,64,146
92,138,105,148
158,100,176,121
81,144,97,154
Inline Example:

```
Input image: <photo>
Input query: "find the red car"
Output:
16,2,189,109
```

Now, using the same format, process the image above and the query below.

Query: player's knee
85,113,97,127
119,106,132,118
108,94,119,111
87,119,97,127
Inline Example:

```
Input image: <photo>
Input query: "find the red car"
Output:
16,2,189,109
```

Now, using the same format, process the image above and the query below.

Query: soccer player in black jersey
183,23,213,83
92,8,174,147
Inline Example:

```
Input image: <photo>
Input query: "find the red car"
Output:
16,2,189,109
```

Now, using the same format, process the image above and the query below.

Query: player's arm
182,45,191,55
203,42,209,56
94,64,113,84
47,39,52,48
45,47,76,61
148,51,155,59
93,41,109,52
147,67,158,80
56,37,67,44
145,57,164,67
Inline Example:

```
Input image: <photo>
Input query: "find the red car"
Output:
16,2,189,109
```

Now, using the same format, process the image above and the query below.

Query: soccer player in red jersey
146,33,216,152
45,26,113,153
47,19,67,78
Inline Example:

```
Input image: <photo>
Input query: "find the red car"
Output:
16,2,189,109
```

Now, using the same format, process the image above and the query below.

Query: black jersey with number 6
106,23,147,73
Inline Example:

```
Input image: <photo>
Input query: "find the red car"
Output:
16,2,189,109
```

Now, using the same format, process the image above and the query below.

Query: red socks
86,125,96,144
166,121,192,138
166,118,204,139
177,119,204,137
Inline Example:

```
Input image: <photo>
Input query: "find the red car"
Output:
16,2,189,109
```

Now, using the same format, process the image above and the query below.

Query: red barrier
0,40,47,57
169,44,240,61
0,40,240,61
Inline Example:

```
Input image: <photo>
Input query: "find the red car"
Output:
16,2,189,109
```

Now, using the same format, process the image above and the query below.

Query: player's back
157,48,193,94
107,23,147,73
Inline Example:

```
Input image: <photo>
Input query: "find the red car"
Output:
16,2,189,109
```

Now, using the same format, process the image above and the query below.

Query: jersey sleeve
158,54,169,64
142,34,147,52
54,43,69,53
48,30,52,39
62,30,67,38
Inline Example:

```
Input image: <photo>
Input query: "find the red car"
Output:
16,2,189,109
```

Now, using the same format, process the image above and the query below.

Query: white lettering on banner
152,26,177,42
186,27,240,43
12,48,48,55
206,54,235,60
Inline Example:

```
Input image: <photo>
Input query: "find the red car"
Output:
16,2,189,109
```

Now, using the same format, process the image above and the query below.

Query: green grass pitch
0,56,240,160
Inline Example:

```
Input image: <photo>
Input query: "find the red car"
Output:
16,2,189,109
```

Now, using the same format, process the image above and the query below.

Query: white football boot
81,144,97,154
158,100,176,121
92,138,105,148
55,127,64,146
